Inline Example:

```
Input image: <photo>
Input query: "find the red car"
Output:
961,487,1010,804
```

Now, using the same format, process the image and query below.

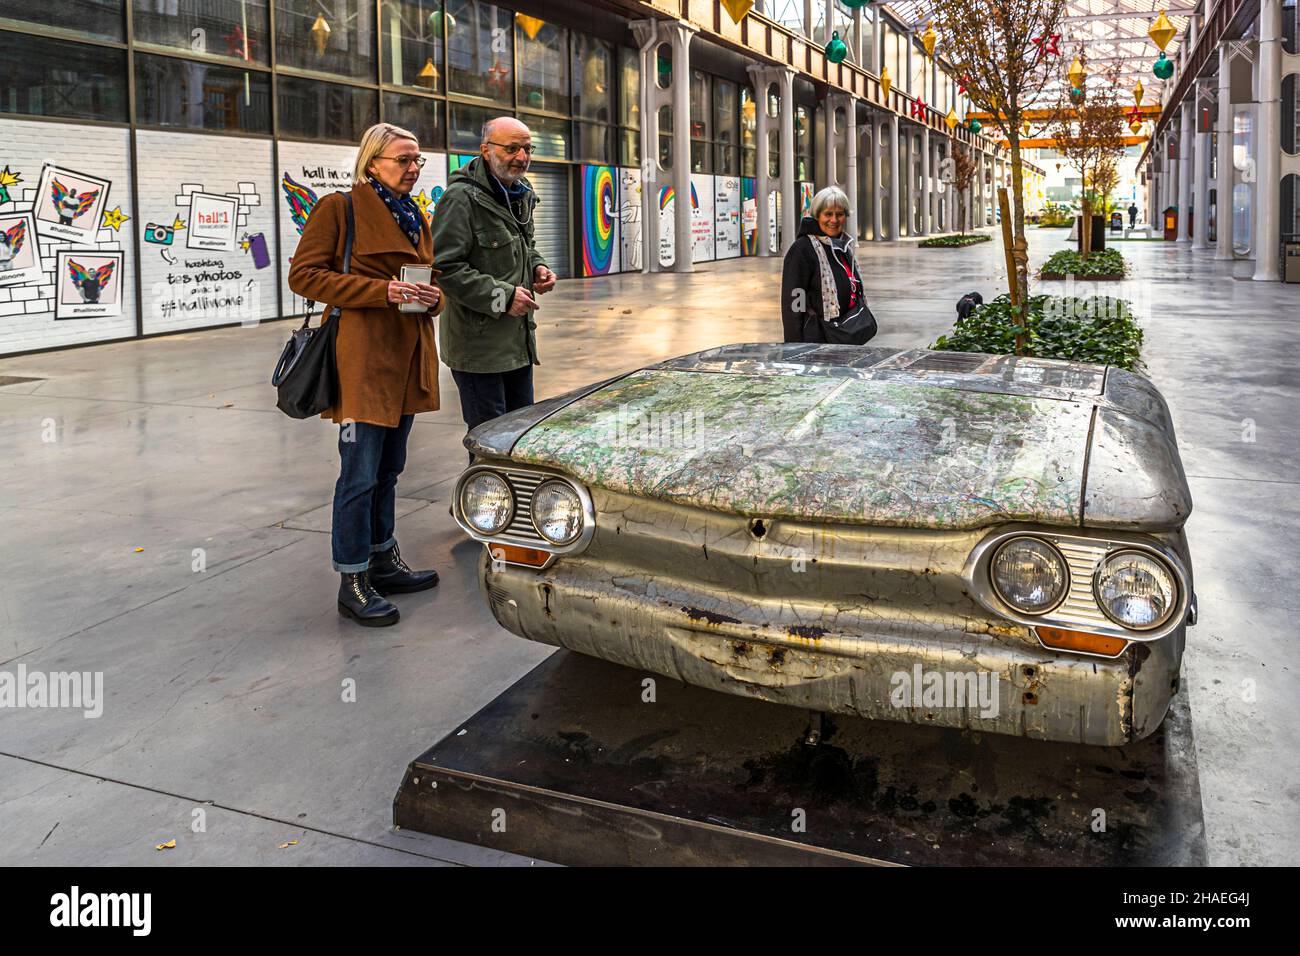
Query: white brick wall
135,130,278,335
0,119,136,355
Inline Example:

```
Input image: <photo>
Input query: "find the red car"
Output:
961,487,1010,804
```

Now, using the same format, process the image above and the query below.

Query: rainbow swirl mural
580,166,616,276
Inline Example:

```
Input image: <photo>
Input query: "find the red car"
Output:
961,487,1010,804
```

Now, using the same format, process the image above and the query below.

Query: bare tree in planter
1049,78,1127,261
929,0,1066,311
952,145,979,235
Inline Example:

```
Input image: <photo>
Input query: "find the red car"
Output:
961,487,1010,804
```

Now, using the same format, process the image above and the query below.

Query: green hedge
931,293,1144,370
1039,248,1127,279
919,234,992,248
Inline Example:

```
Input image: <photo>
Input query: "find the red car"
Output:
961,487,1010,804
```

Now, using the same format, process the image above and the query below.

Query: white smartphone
398,264,433,312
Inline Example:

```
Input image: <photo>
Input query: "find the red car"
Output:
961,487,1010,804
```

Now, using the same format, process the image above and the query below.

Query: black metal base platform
393,651,1206,866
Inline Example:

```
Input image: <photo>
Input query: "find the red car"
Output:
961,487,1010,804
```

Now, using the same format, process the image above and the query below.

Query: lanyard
829,245,860,308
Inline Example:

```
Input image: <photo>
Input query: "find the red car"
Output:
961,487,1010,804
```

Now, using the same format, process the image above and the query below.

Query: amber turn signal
1036,626,1128,658
487,543,551,568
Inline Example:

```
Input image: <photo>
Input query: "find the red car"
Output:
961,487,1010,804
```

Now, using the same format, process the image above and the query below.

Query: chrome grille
1053,539,1112,629
501,470,546,545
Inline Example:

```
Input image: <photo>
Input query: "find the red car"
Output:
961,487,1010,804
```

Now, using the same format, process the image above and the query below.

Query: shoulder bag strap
300,192,355,328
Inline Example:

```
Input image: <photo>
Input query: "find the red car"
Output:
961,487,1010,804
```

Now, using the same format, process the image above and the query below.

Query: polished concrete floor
0,227,1296,866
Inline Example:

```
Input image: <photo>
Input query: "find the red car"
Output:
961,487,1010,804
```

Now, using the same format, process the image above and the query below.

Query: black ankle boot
368,543,440,595
337,571,399,627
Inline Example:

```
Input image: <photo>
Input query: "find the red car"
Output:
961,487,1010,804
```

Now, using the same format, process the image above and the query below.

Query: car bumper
480,550,1184,746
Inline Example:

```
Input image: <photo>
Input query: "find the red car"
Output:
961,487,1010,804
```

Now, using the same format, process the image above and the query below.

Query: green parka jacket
429,156,548,373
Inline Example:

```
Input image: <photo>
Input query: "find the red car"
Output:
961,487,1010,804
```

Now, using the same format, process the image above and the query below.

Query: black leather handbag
272,193,354,419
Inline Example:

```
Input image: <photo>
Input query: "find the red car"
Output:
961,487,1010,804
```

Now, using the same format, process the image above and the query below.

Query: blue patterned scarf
368,178,422,247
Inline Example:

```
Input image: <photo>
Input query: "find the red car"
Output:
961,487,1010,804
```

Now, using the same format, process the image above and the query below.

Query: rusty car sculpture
452,343,1195,745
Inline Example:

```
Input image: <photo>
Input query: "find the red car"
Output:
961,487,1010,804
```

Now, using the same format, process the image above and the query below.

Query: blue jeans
451,365,534,462
331,414,414,572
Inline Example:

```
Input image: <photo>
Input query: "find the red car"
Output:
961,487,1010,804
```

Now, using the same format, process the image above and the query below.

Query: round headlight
531,480,584,545
460,472,513,535
1093,550,1176,630
991,537,1069,614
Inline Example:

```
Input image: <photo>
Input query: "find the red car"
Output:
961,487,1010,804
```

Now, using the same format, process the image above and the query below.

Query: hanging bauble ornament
1067,56,1086,90
1133,79,1145,105
968,118,982,134
311,13,331,57
1152,51,1174,79
841,0,872,7
1129,120,1143,135
825,31,847,64
416,57,439,90
527,90,544,108
516,14,545,41
1148,10,1177,51
922,22,937,60
1022,118,1032,136
720,0,754,24
428,10,455,36
656,53,671,84
1070,86,1084,100
879,65,891,100
945,107,958,131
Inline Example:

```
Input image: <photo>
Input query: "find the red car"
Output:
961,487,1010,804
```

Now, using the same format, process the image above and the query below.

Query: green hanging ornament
527,90,544,108
825,31,847,64
427,9,455,36
841,0,872,7
1152,51,1174,80
968,117,982,134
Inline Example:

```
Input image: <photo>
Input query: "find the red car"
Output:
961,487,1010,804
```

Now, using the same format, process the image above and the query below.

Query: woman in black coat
780,186,877,344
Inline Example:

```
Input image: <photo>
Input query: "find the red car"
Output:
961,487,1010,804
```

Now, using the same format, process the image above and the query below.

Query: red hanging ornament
486,59,510,94
1031,33,1061,58
911,97,927,120
224,25,256,61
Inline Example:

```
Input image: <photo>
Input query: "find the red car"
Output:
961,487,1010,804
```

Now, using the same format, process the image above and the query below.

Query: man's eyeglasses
486,141,536,157
376,154,427,168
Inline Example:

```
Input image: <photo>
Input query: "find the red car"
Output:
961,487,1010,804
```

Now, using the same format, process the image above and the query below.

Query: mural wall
617,167,642,272
136,131,277,335
0,119,136,354
690,173,715,263
578,165,618,277
714,175,741,259
740,177,758,255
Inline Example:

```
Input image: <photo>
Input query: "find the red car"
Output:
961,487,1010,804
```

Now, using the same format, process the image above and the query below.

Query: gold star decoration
101,205,130,231
412,189,433,216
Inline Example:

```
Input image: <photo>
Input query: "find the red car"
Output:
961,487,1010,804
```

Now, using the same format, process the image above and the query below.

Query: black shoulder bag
271,193,354,419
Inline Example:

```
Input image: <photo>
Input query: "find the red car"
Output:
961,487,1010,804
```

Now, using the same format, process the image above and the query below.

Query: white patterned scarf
807,234,856,321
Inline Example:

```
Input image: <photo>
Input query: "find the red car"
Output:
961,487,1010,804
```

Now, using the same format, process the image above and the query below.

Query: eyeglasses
486,141,536,157
376,154,427,168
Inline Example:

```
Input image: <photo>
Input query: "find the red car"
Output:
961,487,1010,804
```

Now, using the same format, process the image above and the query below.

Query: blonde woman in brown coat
288,123,444,628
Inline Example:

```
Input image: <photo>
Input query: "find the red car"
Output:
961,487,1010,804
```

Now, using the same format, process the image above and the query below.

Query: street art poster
769,190,781,253
714,176,741,259
185,192,240,253
0,212,42,286
34,164,111,244
657,183,677,268
799,181,814,218
740,177,757,256
55,250,123,319
690,173,714,263
579,165,618,277
618,167,642,272
411,152,448,225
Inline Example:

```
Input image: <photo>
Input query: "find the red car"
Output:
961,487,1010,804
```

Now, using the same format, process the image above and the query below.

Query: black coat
780,217,868,343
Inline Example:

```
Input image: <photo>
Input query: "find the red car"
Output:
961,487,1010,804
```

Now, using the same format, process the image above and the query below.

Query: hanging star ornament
0,165,20,204
911,98,927,120
1031,33,1061,58
224,25,256,61
101,206,129,231
486,59,510,93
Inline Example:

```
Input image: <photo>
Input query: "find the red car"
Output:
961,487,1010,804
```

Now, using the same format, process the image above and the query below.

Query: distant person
1128,202,1139,229
288,122,444,628
780,186,876,345
430,117,558,459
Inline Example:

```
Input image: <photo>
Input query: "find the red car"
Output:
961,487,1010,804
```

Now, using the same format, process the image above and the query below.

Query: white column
669,21,695,272
824,96,838,188
888,113,900,239
871,117,883,239
1253,0,1282,280
844,97,860,239
920,124,931,235
1193,83,1211,248
1216,42,1235,260
779,67,797,252
1177,104,1193,242
748,66,774,257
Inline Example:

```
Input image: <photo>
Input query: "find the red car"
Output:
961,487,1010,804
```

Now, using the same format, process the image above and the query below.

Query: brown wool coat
286,182,442,427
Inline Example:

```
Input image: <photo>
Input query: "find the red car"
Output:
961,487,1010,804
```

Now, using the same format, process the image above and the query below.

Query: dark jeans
332,414,414,572
451,365,534,462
